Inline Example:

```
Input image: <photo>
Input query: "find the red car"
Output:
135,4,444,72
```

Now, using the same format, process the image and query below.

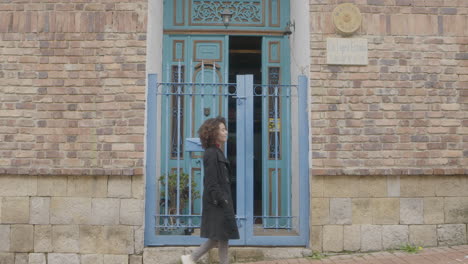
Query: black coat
200,147,240,241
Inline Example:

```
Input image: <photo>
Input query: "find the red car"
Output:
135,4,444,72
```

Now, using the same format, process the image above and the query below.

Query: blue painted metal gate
145,74,309,246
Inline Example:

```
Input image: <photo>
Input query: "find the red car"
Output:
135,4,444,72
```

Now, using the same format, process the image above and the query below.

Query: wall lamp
284,21,295,35
221,8,233,27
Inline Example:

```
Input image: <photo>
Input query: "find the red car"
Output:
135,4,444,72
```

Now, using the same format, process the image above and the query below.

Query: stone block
232,248,263,262
129,255,142,264
400,176,436,197
330,198,351,225
28,253,46,264
372,198,399,224
37,176,67,196
80,226,105,254
0,225,10,252
310,225,322,252
47,254,79,264
359,176,387,197
67,176,107,197
209,249,235,263
387,175,400,197
424,197,444,224
382,225,408,249
0,176,37,197
0,253,14,264
132,176,144,200
344,225,360,251
311,175,323,197
361,225,382,252
400,198,423,224
30,197,50,224
143,247,185,264
80,225,134,254
10,225,33,252
120,199,143,226
2,197,30,224
91,198,120,225
436,176,468,197
323,176,360,197
34,225,52,252
311,198,329,225
437,224,467,246
52,225,79,253
104,255,128,264
15,253,28,264
352,198,372,224
444,197,468,223
409,225,437,247
81,254,103,264
50,197,91,224
134,227,144,255
323,225,343,252
108,176,132,198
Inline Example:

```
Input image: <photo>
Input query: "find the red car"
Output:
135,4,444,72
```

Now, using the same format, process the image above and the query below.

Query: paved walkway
240,245,468,264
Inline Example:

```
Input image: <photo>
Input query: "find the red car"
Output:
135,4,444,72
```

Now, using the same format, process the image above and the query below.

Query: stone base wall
0,175,145,264
310,175,468,252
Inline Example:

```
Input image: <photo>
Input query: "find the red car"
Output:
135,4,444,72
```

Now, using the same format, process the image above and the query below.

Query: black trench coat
200,147,240,241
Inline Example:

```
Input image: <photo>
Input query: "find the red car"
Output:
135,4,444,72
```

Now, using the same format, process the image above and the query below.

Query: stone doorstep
143,247,312,264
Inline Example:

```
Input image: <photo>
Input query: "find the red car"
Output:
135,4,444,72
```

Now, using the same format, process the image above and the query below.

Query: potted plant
159,171,201,234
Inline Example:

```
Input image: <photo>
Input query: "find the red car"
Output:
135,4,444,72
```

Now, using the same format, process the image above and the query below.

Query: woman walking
181,116,239,264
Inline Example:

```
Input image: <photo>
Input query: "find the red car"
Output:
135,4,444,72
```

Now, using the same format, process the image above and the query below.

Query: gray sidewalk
239,245,468,264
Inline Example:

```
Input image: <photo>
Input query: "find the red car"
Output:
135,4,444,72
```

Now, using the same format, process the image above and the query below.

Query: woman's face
216,122,228,144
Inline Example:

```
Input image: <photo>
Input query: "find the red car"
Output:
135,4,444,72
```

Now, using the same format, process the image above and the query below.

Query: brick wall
310,0,467,176
0,1,147,176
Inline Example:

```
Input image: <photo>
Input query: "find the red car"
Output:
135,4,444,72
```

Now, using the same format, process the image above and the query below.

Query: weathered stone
34,225,52,252
37,176,67,197
387,175,400,197
424,197,444,224
80,226,105,254
108,176,132,198
134,227,144,255
47,254,79,264
80,225,134,254
10,225,33,252
382,225,408,249
0,253,14,264
444,197,468,223
437,224,467,246
233,248,263,262
361,225,382,252
103,255,128,264
323,225,343,252
50,197,91,224
29,253,46,264
143,247,185,264
400,198,423,224
323,176,360,197
132,176,144,199
30,197,50,224
352,198,372,224
311,198,329,225
120,199,143,226
311,175,324,197
15,253,28,264
435,176,468,197
209,249,235,263
0,225,10,252
81,254,103,264
0,176,37,197
52,225,79,253
372,198,399,224
330,198,351,224
91,198,120,225
67,176,107,197
310,225,322,252
359,176,387,197
2,197,30,224
129,255,142,264
400,176,436,197
344,225,360,251
409,225,437,247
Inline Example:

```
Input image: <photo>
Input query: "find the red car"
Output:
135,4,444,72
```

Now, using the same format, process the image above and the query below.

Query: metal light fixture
284,20,295,35
221,8,233,27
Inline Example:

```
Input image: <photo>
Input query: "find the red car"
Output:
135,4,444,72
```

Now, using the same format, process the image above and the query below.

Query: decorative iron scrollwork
192,1,262,25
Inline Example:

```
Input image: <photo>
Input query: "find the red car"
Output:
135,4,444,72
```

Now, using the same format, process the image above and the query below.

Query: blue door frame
145,74,309,246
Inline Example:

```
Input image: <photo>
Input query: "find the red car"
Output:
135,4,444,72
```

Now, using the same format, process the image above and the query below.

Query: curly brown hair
198,116,226,149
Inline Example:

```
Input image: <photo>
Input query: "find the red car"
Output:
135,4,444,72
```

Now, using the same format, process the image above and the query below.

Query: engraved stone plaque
327,38,368,65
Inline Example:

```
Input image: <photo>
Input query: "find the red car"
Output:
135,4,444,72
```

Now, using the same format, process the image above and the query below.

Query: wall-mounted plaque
332,3,362,36
326,38,368,65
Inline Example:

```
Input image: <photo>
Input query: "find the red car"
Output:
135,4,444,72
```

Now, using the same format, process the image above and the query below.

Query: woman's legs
191,239,229,264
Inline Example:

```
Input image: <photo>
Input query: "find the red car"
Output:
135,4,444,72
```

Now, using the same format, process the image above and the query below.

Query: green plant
399,244,422,254
159,171,201,217
308,251,326,260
